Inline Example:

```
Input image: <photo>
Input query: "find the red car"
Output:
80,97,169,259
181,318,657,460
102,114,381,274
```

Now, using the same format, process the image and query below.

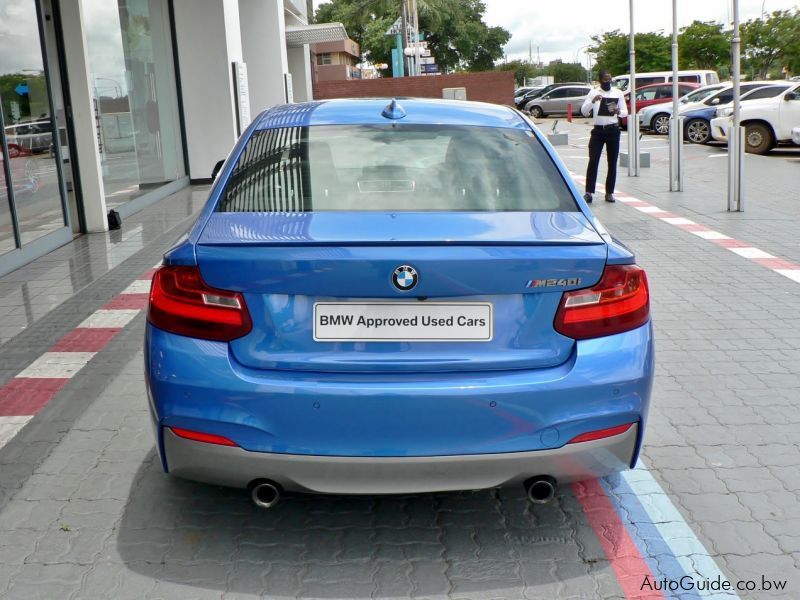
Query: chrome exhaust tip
524,476,557,504
249,480,281,509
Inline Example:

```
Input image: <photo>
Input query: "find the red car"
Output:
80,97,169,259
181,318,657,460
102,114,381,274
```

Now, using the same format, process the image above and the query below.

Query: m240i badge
526,278,582,288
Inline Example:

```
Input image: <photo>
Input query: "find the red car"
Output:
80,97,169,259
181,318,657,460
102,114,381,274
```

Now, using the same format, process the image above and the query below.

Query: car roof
254,98,529,130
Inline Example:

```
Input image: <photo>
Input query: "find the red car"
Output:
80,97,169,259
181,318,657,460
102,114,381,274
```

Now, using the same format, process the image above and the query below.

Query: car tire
653,113,670,135
744,123,774,155
530,106,544,119
685,118,710,144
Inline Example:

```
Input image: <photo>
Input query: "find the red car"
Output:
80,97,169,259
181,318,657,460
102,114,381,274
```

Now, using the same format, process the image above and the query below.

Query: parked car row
709,82,800,153
515,78,800,154
514,82,587,113
516,81,701,122
637,81,800,153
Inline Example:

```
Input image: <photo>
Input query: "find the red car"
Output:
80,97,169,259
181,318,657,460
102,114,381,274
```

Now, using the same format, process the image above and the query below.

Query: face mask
600,81,612,91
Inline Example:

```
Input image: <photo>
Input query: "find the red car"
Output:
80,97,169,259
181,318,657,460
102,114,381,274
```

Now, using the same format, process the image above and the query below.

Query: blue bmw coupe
145,98,654,508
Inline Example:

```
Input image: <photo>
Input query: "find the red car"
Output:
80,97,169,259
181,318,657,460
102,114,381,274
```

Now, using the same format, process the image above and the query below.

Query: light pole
728,0,744,211
575,45,593,83
668,0,684,191
627,0,639,177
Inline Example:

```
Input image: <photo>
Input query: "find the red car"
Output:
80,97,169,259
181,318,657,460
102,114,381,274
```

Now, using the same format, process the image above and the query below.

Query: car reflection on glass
1,144,40,199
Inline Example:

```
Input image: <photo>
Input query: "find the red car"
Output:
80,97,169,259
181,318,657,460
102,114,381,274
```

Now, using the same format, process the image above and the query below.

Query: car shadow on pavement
115,452,618,598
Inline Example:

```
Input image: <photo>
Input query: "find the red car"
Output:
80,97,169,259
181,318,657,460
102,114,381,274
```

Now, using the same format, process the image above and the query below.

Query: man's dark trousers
585,124,621,194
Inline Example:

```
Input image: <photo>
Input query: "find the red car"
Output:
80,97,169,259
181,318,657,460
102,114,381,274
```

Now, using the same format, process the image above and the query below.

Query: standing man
581,70,627,203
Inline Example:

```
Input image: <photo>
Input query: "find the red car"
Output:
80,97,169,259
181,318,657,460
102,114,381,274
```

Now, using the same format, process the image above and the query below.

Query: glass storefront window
0,0,68,250
83,0,185,209
0,146,16,255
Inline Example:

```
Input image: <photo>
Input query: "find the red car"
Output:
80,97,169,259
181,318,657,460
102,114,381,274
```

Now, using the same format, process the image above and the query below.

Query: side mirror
211,159,224,181
785,92,798,101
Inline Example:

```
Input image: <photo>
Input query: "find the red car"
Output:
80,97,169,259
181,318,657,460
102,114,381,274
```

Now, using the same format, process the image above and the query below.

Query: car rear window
215,125,577,213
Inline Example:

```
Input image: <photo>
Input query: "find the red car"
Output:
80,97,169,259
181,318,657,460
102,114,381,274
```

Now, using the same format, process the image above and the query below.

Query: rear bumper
162,424,639,493
147,322,653,453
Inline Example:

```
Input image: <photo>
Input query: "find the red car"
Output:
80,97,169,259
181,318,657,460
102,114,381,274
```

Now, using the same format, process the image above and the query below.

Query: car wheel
744,123,774,155
653,113,670,135
685,118,710,144
530,106,544,119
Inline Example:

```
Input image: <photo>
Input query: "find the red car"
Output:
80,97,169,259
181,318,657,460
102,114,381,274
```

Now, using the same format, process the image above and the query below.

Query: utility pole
728,0,744,211
411,0,420,77
627,0,639,177
400,1,411,76
669,0,683,191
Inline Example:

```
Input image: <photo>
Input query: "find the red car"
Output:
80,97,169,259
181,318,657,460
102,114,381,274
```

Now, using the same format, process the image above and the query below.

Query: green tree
589,30,671,76
548,60,588,83
495,60,538,86
315,0,509,74
741,10,800,79
678,21,730,70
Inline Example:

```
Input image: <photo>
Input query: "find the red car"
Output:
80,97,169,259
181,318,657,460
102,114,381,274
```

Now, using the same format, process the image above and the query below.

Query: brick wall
313,71,515,106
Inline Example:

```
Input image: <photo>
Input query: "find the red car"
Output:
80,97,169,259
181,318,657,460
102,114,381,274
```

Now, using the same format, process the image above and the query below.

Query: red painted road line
51,328,122,353
573,479,665,600
752,258,799,270
0,378,71,417
103,293,149,310
0,267,153,427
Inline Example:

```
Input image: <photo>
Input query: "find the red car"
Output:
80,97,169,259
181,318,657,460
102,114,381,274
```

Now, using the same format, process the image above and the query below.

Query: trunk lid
195,212,607,373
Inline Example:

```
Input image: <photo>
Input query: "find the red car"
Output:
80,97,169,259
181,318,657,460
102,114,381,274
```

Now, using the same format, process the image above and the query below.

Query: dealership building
0,0,347,276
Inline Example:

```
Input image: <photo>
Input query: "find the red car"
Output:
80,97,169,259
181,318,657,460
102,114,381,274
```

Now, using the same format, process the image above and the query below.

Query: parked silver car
524,85,592,118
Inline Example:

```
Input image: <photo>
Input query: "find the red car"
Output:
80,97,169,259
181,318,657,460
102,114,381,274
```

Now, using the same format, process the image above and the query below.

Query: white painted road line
775,269,800,284
79,309,141,329
17,352,97,379
729,247,775,259
121,280,152,295
692,230,732,240
0,416,33,450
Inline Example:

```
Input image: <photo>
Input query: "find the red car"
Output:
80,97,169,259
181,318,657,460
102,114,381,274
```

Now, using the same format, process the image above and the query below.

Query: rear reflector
567,423,634,444
147,266,252,341
554,264,649,340
170,427,238,447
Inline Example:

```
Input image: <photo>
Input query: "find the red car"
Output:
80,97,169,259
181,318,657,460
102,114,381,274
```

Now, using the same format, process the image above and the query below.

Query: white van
612,70,720,92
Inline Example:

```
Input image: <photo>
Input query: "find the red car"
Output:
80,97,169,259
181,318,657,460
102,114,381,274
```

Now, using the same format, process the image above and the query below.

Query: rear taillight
554,264,649,340
148,266,252,341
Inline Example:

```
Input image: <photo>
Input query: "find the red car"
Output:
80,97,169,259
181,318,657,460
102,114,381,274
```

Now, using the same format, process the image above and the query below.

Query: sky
313,0,800,66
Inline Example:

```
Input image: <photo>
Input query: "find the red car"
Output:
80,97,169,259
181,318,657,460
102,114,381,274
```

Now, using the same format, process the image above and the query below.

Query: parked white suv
710,83,800,154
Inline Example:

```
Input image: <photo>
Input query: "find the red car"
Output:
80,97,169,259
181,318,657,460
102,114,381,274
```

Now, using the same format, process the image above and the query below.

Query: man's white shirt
581,87,628,125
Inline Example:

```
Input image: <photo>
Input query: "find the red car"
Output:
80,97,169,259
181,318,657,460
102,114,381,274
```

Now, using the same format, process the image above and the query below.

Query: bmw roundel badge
392,265,418,291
